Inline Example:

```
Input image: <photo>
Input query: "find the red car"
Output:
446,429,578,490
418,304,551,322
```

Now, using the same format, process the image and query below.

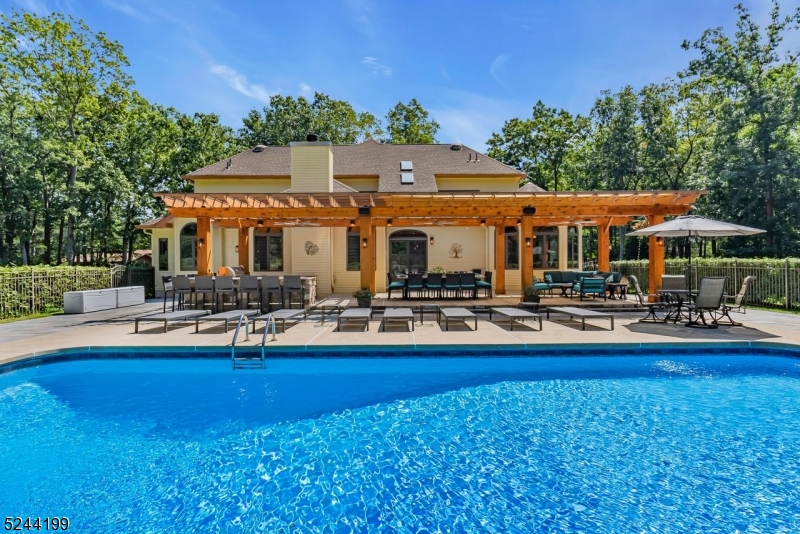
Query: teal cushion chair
387,273,405,299
476,271,493,298
533,275,553,296
573,276,607,301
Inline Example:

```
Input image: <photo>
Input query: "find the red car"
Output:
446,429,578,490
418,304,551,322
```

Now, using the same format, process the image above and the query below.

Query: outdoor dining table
395,273,484,299
657,289,695,323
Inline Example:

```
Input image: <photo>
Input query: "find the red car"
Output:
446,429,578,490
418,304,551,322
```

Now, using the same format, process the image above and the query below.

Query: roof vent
401,172,414,184
400,160,413,171
450,144,462,151
306,133,319,142
252,144,266,152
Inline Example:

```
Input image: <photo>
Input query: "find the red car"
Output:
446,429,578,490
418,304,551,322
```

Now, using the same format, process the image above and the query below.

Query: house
140,136,702,298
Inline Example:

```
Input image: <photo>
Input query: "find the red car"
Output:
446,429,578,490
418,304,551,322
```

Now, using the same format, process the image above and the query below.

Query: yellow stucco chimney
290,135,334,193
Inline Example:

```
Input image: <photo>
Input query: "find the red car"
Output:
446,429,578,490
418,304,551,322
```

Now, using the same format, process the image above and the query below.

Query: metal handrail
230,314,252,366
260,314,277,363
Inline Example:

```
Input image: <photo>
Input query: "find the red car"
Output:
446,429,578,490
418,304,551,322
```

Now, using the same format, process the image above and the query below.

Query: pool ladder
230,313,276,369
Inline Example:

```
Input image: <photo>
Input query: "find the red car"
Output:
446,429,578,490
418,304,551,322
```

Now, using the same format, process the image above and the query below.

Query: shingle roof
518,182,547,192
185,139,524,193
135,214,174,229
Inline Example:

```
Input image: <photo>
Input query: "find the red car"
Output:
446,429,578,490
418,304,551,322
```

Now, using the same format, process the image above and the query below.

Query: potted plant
522,285,541,303
431,266,446,274
353,288,376,308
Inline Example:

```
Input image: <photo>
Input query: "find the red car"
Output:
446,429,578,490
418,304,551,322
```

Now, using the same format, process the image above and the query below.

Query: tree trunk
56,216,65,265
43,184,52,264
65,164,78,265
19,236,28,266
617,226,626,261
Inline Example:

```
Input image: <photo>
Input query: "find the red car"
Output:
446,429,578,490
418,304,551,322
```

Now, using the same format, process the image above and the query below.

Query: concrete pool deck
1,299,799,364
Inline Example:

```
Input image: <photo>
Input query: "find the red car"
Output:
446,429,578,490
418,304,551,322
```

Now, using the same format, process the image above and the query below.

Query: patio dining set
388,269,494,299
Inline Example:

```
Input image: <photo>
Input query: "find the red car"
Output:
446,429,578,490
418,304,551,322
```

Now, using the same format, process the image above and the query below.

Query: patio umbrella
626,215,766,287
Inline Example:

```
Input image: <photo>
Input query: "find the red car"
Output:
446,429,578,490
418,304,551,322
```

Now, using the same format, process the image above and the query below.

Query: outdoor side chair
194,276,215,312
477,271,492,298
629,274,668,322
425,272,444,298
714,275,756,326
214,276,237,312
460,272,477,299
685,276,727,328
406,273,425,299
387,273,405,299
283,276,304,309
444,273,461,298
162,275,174,312
575,276,606,301
172,275,193,311
261,276,283,312
238,275,261,310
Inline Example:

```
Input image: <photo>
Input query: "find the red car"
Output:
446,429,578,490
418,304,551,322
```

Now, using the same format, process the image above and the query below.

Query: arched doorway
389,230,428,274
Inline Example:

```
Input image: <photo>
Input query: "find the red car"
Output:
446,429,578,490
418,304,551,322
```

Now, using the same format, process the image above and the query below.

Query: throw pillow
545,274,553,284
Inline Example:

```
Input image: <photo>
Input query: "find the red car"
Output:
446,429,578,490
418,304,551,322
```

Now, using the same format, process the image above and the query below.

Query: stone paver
1,301,799,365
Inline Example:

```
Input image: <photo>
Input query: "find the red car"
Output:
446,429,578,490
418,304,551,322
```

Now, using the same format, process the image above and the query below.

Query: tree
0,10,132,265
383,98,439,144
679,0,800,256
239,93,382,147
487,101,588,191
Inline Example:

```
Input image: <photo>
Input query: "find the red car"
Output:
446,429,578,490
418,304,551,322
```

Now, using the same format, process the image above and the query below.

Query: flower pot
523,295,541,303
357,297,372,308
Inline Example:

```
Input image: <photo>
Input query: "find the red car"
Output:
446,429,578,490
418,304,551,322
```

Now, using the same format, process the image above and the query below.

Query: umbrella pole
687,231,692,291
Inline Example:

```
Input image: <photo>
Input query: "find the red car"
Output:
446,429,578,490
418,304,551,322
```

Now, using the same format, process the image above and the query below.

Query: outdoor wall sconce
198,238,206,249
257,219,263,225
234,245,238,253
480,219,486,226
387,219,393,226
349,220,355,226
656,237,664,245
362,237,368,248
429,236,434,245
525,237,532,247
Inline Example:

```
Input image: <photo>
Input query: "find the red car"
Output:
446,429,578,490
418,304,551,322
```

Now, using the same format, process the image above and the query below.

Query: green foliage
352,288,377,299
239,93,382,146
383,98,439,144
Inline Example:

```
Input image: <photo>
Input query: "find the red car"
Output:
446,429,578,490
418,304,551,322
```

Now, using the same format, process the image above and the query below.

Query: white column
577,225,584,269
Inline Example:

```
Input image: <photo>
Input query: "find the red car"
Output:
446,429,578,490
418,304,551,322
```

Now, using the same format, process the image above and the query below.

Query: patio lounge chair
195,309,259,333
714,275,756,326
684,276,727,328
629,275,669,323
134,309,209,333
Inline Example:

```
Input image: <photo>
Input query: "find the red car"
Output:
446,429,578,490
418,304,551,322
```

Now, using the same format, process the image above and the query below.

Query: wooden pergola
155,190,704,296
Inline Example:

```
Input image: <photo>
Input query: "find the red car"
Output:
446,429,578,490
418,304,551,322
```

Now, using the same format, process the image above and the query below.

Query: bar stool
261,276,283,312
283,276,304,309
172,275,193,310
214,276,237,312
238,275,261,310
194,276,215,312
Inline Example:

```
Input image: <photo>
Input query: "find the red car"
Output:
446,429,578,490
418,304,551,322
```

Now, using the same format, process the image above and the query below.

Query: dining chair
444,273,461,298
172,275,193,311
477,271,493,298
425,273,443,298
238,275,261,310
261,276,283,312
214,276,237,312
161,275,174,312
407,273,425,299
460,272,477,299
194,276,215,312
283,276,304,309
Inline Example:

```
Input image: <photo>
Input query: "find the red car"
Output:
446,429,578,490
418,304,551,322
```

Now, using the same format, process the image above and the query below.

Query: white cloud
209,63,273,103
299,82,313,97
489,54,509,85
100,0,147,20
12,0,49,13
361,56,392,75
346,0,375,37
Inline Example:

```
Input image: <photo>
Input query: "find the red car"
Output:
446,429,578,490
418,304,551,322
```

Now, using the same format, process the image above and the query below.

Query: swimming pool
1,345,799,532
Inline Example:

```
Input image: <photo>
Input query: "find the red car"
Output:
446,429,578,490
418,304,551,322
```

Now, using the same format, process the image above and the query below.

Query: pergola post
494,224,506,294
197,216,211,275
359,216,374,291
597,220,610,272
521,215,534,288
238,226,250,274
648,214,665,297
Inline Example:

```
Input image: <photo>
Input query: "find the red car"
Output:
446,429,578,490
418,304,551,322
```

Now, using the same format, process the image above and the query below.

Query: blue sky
3,0,800,150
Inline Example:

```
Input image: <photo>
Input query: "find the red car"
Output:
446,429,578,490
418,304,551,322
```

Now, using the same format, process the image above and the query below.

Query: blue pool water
1,349,800,532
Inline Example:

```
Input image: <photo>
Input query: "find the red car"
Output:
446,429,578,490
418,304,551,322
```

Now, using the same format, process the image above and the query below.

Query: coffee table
549,283,573,297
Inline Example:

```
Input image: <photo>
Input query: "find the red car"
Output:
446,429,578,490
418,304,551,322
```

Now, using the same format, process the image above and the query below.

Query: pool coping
2,340,800,375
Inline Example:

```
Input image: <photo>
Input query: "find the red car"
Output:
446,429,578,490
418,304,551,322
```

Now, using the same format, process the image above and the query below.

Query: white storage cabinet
115,286,145,308
63,289,118,314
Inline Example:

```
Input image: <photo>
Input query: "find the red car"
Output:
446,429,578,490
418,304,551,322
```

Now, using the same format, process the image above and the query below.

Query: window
158,238,169,271
567,226,579,269
505,227,519,269
389,230,428,273
346,229,360,271
179,224,196,271
534,226,559,269
254,229,283,271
